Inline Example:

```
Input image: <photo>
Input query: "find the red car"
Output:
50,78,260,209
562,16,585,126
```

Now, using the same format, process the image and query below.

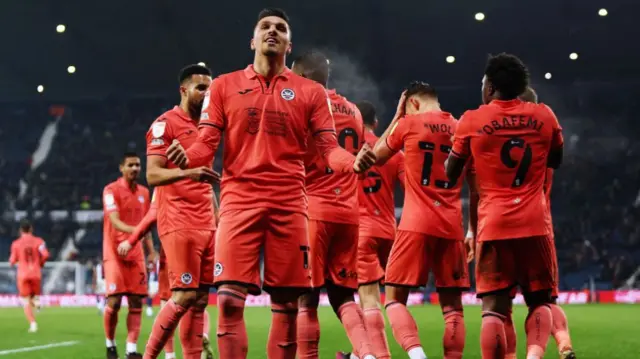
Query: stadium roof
0,0,638,100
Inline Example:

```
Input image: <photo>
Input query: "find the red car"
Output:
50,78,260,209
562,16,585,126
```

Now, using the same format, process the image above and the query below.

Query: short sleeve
199,77,226,131
394,150,405,175
103,187,118,214
38,239,47,254
451,111,473,159
385,117,410,152
309,85,336,136
541,104,564,149
354,105,366,148
146,119,173,157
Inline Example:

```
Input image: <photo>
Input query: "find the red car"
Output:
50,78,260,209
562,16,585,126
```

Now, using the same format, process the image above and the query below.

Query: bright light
598,8,608,16
197,62,206,66
569,52,579,60
475,12,485,21
37,85,44,93
446,56,456,64
56,24,66,33
544,73,552,80
67,65,76,74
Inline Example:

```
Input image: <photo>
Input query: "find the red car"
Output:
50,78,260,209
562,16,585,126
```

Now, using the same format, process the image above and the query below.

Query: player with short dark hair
10,219,49,333
292,50,378,359
164,8,376,358
102,152,155,359
371,82,469,359
142,65,220,359
446,53,563,359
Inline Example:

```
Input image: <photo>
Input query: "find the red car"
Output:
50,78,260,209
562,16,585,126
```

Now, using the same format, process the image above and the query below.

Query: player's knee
193,290,210,310
385,285,409,305
218,292,245,320
297,289,320,309
326,282,355,313
358,284,382,309
127,295,144,308
438,288,464,313
106,295,122,310
172,290,198,308
480,291,512,316
523,289,553,310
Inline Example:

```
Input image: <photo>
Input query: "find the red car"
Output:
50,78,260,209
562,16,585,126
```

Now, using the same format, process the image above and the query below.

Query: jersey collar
490,99,522,107
172,106,195,123
243,65,292,81
117,177,138,193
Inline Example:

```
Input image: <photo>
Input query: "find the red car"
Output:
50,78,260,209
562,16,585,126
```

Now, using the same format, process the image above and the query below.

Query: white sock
362,355,375,359
350,354,359,359
408,347,427,359
106,339,115,347
165,353,176,359
126,342,137,353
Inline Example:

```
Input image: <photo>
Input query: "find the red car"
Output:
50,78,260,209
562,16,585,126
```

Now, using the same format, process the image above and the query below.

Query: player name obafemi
481,116,544,135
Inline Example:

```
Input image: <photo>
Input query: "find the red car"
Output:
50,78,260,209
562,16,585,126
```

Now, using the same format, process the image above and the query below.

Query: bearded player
164,8,376,359
10,219,50,333
142,64,220,359
447,53,563,359
102,152,155,359
291,50,377,359
371,82,469,359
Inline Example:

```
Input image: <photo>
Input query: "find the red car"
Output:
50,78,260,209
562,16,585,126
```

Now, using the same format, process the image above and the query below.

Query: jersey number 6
500,137,532,187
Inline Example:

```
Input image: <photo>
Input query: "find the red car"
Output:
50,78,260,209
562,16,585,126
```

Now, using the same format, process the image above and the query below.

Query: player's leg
504,293,517,359
475,240,517,359
296,219,328,359
384,231,429,359
324,223,374,359
263,210,312,359
548,238,575,358
18,280,37,332
431,238,470,359
518,236,556,359
126,294,144,358
145,231,204,359
215,209,265,359
104,260,126,358
158,258,176,359
353,237,392,359
179,230,215,359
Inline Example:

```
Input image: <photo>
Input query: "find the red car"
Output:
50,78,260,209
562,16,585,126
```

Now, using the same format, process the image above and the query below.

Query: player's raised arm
309,85,375,173
103,188,135,234
373,118,406,166
446,112,472,183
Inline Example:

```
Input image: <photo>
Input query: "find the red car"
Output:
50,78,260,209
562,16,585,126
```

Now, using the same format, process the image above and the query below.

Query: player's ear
179,85,187,97
286,42,292,55
250,38,256,51
409,98,420,110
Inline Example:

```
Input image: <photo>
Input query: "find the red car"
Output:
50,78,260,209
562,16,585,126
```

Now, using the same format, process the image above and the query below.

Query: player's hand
353,143,377,173
166,140,189,169
464,232,475,263
185,167,221,184
393,90,408,120
117,241,133,257
147,250,158,264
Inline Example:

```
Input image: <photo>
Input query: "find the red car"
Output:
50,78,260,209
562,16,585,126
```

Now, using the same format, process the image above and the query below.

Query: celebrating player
9,219,50,333
290,50,376,359
143,64,219,359
372,82,469,359
122,189,216,359
102,152,154,359
446,53,564,359
164,8,376,359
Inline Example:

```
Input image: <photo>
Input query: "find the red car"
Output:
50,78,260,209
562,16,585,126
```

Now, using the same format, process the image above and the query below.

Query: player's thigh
161,230,204,290
515,236,556,293
17,279,29,297
158,260,171,301
357,236,385,286
385,231,430,287
431,238,470,291
307,219,332,288
200,230,216,287
103,259,127,296
326,223,359,290
475,240,517,297
30,279,41,296
263,210,312,294
122,260,148,296
378,238,394,271
215,208,266,295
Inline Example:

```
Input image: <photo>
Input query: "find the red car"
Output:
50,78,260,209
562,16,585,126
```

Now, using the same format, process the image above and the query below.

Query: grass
0,304,638,358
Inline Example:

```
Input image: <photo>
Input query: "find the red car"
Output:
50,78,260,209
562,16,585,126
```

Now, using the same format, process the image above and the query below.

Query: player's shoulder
137,184,150,194
103,180,118,192
533,102,557,117
287,72,326,95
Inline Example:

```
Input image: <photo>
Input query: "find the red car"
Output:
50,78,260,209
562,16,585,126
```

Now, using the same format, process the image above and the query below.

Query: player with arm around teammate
446,53,564,359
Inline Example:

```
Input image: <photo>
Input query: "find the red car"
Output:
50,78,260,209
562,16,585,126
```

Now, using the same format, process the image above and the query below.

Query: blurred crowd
1,83,639,291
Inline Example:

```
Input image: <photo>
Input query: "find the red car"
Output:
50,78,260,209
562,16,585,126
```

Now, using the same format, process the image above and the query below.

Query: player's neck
408,103,441,115
253,54,286,79
123,177,137,191
179,102,199,122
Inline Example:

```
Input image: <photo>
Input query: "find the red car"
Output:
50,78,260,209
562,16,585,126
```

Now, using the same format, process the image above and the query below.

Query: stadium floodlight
67,65,76,74
475,12,485,21
37,85,44,93
56,24,66,33
598,8,608,17
569,52,579,60
545,72,552,80
446,56,456,64
197,62,206,66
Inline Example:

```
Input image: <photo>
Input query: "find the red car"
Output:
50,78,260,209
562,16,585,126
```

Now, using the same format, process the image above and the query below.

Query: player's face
481,75,493,105
120,157,141,181
251,16,292,57
182,75,212,114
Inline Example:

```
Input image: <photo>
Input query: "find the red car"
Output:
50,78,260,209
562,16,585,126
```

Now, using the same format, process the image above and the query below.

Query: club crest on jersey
181,273,193,285
214,262,223,277
138,195,145,203
281,88,295,101
152,122,166,138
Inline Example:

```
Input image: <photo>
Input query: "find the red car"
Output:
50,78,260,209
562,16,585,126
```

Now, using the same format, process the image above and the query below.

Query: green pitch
0,304,638,358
